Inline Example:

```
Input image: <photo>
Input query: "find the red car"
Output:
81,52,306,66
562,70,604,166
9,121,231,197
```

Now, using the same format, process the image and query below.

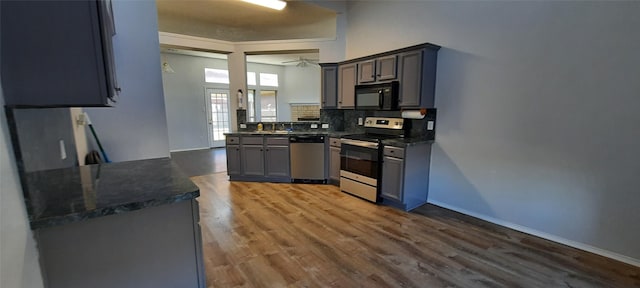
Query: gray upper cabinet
320,64,338,109
1,0,119,107
376,55,398,81
398,48,438,108
357,59,376,83
338,63,357,109
357,55,397,84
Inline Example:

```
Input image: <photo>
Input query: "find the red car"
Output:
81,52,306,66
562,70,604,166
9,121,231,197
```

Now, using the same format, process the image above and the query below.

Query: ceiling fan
282,57,320,67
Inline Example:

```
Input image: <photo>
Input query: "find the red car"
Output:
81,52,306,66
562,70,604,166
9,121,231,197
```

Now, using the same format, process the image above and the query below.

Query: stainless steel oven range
340,117,404,202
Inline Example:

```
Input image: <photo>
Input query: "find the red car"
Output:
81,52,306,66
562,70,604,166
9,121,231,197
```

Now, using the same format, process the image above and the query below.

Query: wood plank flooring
171,148,227,177
192,173,640,288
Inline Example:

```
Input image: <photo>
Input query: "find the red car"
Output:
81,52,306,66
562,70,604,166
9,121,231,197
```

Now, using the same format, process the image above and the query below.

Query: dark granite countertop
23,158,199,230
225,131,341,136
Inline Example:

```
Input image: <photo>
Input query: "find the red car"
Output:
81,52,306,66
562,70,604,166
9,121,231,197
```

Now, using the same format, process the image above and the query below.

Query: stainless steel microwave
355,81,399,110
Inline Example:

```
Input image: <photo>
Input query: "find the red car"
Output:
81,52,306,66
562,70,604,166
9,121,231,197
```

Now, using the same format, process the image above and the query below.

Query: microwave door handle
378,89,384,108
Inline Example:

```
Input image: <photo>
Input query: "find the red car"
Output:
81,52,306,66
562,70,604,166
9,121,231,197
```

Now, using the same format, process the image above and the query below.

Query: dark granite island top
23,157,199,229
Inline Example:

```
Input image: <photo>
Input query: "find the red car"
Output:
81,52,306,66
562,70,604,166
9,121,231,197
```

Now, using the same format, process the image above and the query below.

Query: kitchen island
23,158,205,288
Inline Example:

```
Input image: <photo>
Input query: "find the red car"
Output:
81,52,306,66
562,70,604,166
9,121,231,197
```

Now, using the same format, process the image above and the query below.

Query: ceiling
161,46,319,66
156,0,338,42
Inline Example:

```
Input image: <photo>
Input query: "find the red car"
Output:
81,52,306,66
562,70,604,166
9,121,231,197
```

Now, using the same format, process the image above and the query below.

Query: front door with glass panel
205,88,230,148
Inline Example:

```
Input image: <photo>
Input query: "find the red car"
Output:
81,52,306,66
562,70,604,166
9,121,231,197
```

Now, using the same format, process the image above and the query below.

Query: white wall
346,1,640,264
0,84,44,288
283,65,321,104
85,0,170,162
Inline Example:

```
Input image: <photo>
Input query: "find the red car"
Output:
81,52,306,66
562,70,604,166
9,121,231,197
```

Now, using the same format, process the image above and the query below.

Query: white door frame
204,87,231,148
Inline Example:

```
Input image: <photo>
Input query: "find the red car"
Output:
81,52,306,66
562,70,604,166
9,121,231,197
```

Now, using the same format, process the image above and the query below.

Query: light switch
358,118,363,125
427,121,434,130
240,124,247,129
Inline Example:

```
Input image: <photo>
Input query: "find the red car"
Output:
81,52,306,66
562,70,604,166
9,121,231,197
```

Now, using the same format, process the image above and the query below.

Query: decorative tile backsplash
290,104,320,121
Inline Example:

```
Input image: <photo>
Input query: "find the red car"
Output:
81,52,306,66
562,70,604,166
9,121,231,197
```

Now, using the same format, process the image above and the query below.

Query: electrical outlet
321,123,329,129
427,121,435,130
240,123,247,129
358,117,363,125
310,123,318,129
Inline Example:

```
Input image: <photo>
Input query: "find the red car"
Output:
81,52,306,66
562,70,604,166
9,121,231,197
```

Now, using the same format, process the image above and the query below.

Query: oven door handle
340,139,379,149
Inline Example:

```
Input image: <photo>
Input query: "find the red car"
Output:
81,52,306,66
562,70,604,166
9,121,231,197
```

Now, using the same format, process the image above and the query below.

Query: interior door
205,88,231,148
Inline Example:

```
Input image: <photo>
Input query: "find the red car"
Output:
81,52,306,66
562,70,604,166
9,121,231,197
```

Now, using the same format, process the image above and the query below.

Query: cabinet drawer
329,137,341,147
383,146,405,158
265,137,289,145
226,136,239,145
242,136,263,145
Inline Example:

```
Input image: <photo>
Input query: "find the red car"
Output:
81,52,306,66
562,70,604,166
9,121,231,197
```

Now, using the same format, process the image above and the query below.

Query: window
247,89,256,122
247,72,256,86
259,73,278,87
204,68,229,84
260,90,277,122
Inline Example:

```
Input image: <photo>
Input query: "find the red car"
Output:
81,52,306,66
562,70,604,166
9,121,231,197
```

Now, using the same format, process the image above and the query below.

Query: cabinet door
265,145,290,178
242,145,265,176
376,55,397,81
338,63,357,108
226,145,241,176
398,50,423,107
381,156,404,202
329,146,341,182
357,59,376,84
321,65,338,108
1,0,116,107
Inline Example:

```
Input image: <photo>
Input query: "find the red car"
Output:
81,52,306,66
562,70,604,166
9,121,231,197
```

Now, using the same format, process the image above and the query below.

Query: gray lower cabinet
380,144,432,211
242,145,265,176
265,145,290,177
226,145,241,176
35,200,204,288
381,155,404,202
225,135,290,182
328,138,341,185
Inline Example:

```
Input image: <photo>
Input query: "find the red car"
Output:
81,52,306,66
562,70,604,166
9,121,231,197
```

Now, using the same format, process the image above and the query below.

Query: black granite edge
30,189,199,230
382,138,435,148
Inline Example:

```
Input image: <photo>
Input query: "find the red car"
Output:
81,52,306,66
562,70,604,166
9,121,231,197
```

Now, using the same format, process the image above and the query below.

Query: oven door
340,139,379,180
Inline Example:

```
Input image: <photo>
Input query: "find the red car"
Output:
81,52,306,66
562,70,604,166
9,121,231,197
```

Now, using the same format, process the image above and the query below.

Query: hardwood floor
171,148,227,177
192,173,640,288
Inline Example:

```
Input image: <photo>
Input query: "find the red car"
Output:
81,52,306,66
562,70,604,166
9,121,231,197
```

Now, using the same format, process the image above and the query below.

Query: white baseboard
169,147,211,153
427,200,640,267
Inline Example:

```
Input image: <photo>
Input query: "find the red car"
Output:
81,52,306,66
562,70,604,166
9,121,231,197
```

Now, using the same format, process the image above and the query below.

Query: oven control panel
364,117,404,130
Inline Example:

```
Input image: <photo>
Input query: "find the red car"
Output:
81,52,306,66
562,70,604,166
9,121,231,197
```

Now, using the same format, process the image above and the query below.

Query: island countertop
22,157,199,230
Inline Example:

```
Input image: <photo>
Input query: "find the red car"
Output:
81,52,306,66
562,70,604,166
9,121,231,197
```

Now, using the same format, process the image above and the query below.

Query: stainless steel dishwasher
289,135,326,183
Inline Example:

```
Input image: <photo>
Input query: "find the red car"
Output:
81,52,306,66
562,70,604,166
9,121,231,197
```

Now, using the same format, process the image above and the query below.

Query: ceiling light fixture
242,0,286,11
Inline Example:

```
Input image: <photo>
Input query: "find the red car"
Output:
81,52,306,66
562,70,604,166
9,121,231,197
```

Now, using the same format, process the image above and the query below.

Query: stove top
341,133,403,143
341,116,405,143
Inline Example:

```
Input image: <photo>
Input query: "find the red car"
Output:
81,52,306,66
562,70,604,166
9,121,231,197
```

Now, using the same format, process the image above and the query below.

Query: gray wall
346,1,640,263
161,53,229,151
1,76,44,288
162,53,320,151
85,0,170,162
